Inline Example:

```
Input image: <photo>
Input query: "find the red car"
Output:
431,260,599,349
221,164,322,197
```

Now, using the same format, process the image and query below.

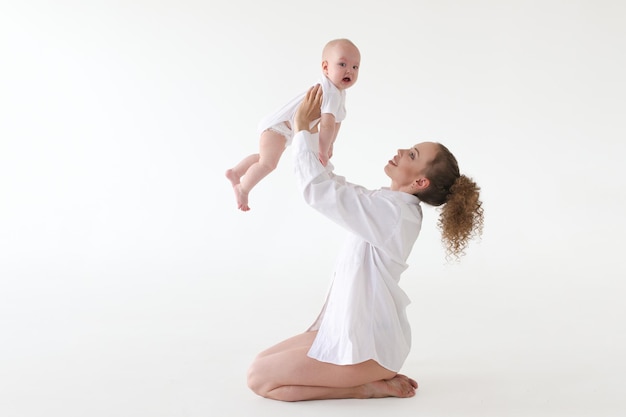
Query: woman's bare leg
247,332,418,402
225,130,286,211
266,374,418,401
255,331,316,358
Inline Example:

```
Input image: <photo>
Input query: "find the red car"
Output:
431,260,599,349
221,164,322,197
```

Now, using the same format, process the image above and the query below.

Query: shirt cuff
292,130,332,179
292,130,318,155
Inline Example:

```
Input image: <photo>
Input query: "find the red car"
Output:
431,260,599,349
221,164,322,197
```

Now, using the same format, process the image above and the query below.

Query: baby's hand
318,151,329,167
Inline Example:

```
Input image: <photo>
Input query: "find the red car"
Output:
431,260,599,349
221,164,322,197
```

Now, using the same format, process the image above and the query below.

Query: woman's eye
409,152,414,159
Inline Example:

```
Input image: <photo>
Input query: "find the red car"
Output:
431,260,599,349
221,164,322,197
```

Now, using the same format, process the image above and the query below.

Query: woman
247,85,484,401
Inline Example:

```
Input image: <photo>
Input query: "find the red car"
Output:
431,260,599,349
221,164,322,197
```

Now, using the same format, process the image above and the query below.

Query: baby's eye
352,65,359,70
338,63,346,67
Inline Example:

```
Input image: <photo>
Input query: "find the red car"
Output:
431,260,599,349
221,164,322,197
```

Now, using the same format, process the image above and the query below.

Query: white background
1,1,625,416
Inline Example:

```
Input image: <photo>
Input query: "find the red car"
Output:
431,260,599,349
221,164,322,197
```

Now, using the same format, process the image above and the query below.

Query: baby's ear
321,60,328,72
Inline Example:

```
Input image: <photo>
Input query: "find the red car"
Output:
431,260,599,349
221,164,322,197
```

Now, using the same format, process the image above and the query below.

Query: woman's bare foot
361,374,418,399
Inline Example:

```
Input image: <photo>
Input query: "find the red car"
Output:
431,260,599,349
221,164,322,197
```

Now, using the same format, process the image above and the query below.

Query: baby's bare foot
225,169,240,186
225,170,250,211
234,184,250,211
361,374,418,399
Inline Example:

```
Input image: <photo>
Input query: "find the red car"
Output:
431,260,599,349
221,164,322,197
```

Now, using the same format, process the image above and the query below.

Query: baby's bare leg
226,154,258,211
226,154,259,186
235,131,285,211
226,131,286,211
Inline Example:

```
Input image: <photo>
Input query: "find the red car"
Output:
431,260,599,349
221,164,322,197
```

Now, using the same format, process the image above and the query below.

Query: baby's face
323,42,360,90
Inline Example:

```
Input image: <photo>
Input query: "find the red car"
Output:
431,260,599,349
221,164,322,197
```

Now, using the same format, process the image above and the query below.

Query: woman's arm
292,86,402,246
293,132,400,246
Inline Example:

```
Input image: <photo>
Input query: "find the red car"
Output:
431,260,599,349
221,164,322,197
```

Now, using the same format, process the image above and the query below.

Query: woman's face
385,142,440,193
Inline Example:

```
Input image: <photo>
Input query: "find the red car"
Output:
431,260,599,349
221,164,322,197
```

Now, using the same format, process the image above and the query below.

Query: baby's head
322,39,360,90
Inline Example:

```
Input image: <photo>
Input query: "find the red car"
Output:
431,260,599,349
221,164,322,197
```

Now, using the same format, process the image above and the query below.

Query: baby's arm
317,113,336,166
328,121,341,160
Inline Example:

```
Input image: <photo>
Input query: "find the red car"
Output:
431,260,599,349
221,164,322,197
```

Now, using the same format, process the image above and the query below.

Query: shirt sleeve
321,88,342,117
292,131,402,247
320,76,346,120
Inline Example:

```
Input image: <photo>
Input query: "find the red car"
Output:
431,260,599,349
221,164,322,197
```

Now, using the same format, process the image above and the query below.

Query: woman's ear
414,178,430,190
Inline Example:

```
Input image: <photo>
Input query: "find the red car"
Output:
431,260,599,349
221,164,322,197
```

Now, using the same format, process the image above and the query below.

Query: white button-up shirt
292,130,423,372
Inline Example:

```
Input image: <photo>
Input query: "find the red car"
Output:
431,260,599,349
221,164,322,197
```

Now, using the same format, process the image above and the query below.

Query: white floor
2,259,625,417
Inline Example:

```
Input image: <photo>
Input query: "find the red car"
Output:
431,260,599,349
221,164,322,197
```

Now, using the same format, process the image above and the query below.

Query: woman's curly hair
415,143,484,260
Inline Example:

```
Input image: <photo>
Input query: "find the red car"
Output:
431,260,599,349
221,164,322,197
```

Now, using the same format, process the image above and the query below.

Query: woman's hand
293,84,323,133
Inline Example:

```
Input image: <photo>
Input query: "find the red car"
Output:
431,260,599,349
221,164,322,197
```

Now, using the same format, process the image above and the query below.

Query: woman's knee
246,360,269,397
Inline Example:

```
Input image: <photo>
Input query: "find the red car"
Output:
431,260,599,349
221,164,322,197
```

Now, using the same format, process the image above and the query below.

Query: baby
225,38,361,211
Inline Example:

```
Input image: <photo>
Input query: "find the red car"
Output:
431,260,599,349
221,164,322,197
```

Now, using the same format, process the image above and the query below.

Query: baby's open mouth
343,77,351,82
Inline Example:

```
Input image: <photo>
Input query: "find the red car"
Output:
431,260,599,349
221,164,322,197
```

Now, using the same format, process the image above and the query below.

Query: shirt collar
379,187,421,205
